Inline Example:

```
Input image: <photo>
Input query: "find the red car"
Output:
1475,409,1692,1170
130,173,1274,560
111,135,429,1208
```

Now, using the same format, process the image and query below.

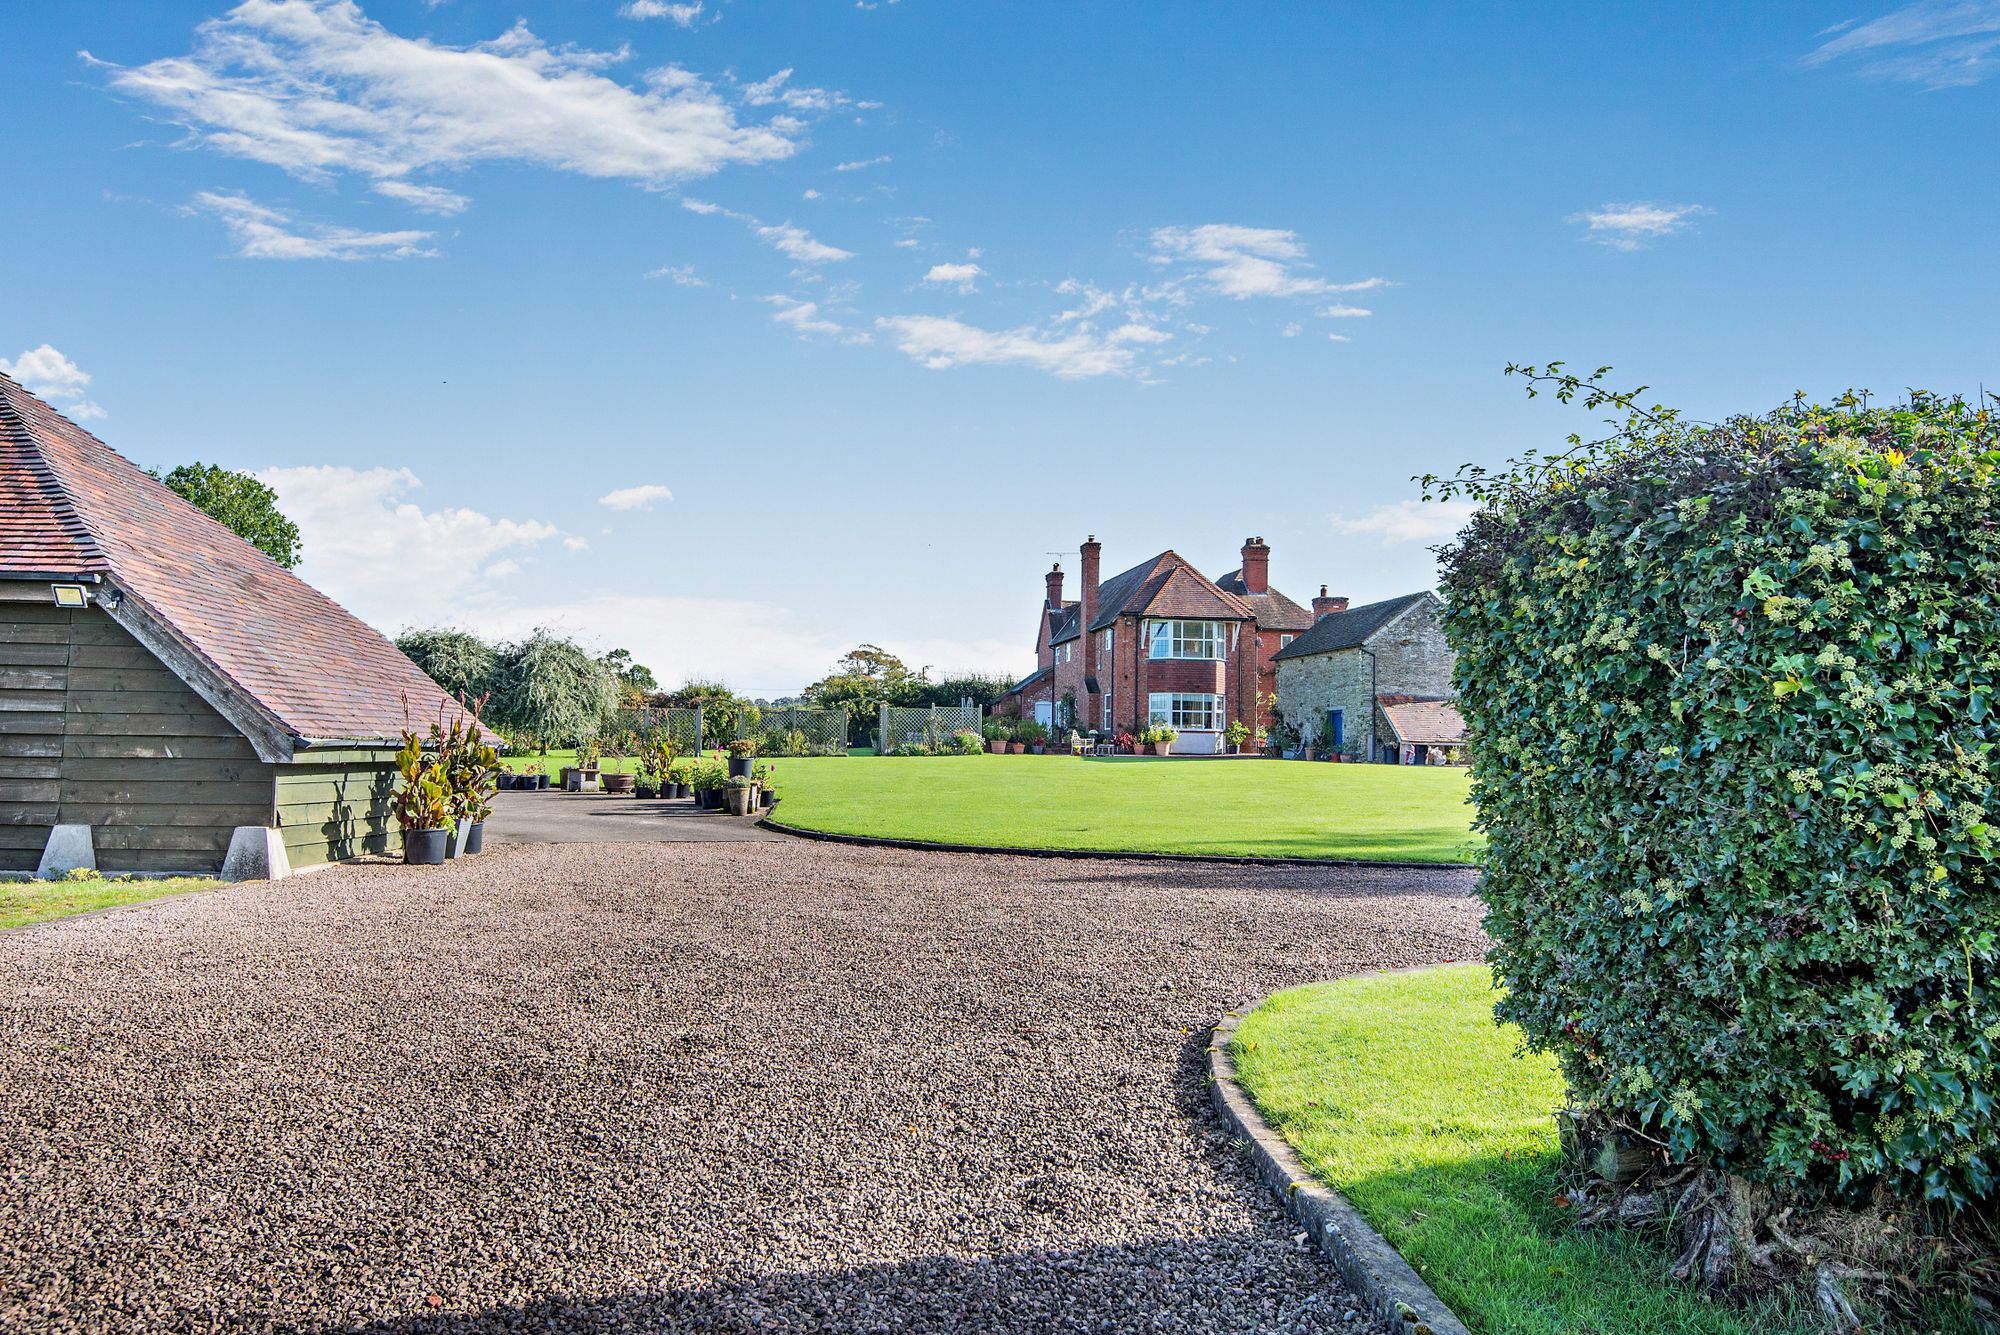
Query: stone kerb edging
757,817,1476,872
1208,1004,1472,1335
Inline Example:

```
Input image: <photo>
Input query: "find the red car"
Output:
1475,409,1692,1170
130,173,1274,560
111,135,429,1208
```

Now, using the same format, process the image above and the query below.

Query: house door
1033,700,1053,727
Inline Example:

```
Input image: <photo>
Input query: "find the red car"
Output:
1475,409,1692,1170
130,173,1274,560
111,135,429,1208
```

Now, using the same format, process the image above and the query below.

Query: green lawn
1230,967,1987,1335
0,876,221,929
765,753,1478,862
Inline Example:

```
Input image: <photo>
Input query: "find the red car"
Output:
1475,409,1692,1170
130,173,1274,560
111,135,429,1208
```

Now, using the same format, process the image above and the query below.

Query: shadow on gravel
324,1232,1362,1335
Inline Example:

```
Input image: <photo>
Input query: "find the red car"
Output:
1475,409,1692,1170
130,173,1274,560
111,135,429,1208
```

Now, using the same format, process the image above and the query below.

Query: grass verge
0,876,222,929
1230,965,1821,1335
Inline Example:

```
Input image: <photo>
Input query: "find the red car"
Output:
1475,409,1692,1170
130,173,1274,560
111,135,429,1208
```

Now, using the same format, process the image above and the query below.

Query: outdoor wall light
50,583,88,609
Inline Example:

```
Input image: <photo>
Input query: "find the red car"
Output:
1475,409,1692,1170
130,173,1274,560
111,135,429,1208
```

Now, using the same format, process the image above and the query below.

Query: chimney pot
1046,563,1064,608
1312,588,1350,619
1239,536,1271,595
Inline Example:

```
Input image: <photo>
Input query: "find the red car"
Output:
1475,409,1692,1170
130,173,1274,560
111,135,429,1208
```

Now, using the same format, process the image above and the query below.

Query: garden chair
1068,730,1090,756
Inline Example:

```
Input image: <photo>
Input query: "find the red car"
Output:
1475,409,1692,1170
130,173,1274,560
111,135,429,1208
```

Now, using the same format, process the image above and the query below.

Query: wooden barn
0,373,477,879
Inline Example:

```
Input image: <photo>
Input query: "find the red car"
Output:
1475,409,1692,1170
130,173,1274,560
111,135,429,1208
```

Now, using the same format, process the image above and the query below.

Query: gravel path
0,841,1485,1334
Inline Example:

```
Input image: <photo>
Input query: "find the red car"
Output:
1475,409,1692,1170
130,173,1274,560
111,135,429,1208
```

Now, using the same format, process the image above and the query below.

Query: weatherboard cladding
1271,592,1435,660
0,373,473,745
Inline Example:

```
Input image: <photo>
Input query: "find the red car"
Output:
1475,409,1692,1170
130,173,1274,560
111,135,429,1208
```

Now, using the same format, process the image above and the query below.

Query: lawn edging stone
1208,1002,1473,1335
756,816,1476,871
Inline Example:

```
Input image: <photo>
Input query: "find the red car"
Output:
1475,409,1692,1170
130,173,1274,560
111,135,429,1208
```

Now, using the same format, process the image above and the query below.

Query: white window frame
1279,634,1295,649
1147,692,1225,732
1102,694,1112,731
1147,619,1224,661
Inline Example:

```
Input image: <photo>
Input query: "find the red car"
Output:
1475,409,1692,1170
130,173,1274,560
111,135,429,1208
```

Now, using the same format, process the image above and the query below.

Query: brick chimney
1239,537,1271,595
1079,536,1102,630
1312,585,1349,619
1046,562,1064,608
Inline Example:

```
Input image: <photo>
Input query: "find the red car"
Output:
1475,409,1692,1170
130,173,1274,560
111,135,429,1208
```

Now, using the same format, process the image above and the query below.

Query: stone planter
724,787,755,816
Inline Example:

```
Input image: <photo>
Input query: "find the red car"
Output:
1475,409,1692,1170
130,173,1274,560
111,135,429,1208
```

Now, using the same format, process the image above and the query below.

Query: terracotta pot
1008,742,1025,754
1153,741,1173,757
988,740,1006,754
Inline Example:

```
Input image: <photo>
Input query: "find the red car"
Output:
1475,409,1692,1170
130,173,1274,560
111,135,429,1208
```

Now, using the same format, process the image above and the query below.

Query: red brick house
1000,536,1335,753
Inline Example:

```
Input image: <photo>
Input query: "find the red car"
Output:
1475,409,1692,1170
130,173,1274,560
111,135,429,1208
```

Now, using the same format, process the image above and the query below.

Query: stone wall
1367,599,1456,700
1273,597,1455,761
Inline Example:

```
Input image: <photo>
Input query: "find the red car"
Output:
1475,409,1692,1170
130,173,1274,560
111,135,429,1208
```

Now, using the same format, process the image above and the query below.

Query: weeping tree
488,629,617,749
396,627,497,703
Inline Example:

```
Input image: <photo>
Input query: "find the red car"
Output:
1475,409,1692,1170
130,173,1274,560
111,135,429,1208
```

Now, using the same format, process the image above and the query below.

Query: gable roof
1088,551,1252,631
0,373,479,752
1377,695,1466,746
1048,601,1081,645
1271,591,1436,660
1213,570,1314,632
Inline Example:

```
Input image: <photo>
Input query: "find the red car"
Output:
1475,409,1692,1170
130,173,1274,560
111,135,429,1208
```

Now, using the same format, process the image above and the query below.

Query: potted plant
1149,725,1177,757
726,737,756,779
666,759,693,799
522,762,547,790
602,732,636,794
753,762,778,810
983,721,1010,755
1113,731,1137,755
392,729,454,865
1223,720,1250,755
723,773,756,816
1017,720,1048,754
693,758,728,808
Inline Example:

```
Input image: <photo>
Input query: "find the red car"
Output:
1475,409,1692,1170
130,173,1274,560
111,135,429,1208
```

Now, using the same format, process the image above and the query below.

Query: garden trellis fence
605,705,703,754
879,704,984,752
734,705,850,756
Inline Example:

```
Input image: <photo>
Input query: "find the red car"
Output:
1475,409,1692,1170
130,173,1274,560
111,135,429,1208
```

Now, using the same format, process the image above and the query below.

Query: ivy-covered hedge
1438,384,1999,1207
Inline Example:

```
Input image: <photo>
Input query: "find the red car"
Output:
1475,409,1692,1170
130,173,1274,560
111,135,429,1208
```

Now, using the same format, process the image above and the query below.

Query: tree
600,648,659,707
803,645,928,742
487,629,617,748
903,672,1013,709
657,677,744,747
156,462,302,568
396,627,497,702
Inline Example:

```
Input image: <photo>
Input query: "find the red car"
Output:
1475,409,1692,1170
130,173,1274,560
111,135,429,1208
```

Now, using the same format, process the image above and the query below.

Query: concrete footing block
221,827,292,883
36,825,96,879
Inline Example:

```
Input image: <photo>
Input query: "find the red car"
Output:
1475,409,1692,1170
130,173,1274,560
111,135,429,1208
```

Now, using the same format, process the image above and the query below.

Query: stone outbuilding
1270,591,1462,763
0,373,477,879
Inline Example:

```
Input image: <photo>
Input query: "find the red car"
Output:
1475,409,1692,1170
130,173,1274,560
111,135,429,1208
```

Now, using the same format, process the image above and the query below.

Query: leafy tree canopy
487,629,617,748
396,627,497,703
155,462,302,568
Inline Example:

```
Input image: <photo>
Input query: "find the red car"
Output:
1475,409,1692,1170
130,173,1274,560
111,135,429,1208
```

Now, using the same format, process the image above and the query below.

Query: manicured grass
0,876,221,929
767,754,1479,862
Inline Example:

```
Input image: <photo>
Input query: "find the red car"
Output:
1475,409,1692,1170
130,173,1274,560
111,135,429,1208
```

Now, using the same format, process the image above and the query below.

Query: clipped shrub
1437,380,2000,1207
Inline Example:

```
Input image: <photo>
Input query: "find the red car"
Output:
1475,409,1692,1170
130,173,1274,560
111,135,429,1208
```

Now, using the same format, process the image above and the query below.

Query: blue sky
5,1,1996,695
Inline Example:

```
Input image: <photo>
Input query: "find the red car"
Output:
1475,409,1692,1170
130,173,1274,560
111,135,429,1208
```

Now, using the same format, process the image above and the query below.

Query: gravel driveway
0,842,1485,1334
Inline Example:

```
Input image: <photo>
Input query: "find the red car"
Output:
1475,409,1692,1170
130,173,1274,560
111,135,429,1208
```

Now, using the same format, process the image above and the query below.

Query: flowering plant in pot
665,759,695,799
726,737,756,779
723,773,756,816
1145,725,1177,756
692,758,728,808
1016,720,1049,754
753,761,777,810
982,720,1011,754
1114,731,1137,754
392,728,455,864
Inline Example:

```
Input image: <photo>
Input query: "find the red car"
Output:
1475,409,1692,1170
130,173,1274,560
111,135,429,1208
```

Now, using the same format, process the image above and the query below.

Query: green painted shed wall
275,753,402,867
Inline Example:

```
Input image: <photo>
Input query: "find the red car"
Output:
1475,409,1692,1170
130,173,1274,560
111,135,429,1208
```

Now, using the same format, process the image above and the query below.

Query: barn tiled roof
1214,570,1314,632
1272,591,1435,660
1378,695,1466,746
1087,551,1252,631
0,373,477,747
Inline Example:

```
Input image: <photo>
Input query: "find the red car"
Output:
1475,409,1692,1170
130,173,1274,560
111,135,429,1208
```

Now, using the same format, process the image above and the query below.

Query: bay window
1147,619,1224,660
1148,692,1224,732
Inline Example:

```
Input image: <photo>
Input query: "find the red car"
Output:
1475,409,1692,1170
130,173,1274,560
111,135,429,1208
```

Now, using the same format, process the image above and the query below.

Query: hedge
1437,381,1999,1207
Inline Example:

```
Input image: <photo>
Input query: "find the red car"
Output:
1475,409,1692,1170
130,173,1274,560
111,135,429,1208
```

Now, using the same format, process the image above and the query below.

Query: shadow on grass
323,1231,1360,1334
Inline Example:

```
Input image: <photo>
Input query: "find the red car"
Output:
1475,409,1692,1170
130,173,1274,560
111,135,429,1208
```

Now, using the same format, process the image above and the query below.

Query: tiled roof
1272,591,1435,660
1087,551,1251,631
1214,570,1314,632
1378,695,1466,746
1003,666,1051,696
1048,601,1081,645
0,373,478,746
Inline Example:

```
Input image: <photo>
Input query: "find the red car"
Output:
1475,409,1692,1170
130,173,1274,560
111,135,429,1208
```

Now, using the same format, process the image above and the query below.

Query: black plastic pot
463,821,484,855
673,783,690,799
404,828,448,865
727,756,754,779
759,790,776,810
535,774,549,790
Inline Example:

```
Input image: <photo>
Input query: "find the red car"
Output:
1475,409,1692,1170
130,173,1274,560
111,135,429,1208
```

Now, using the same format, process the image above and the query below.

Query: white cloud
1568,202,1710,251
893,237,918,248
1280,322,1302,337
621,1,705,26
0,345,108,420
766,295,870,342
1317,303,1372,318
371,179,469,214
645,263,704,285
876,315,1137,378
738,67,853,112
834,155,891,171
1150,224,1385,300
802,187,821,199
483,558,523,578
756,221,854,263
921,261,982,291
562,535,591,551
1806,1,2000,87
260,465,566,626
599,483,674,510
95,0,799,213
1109,322,1171,344
191,190,434,260
1330,499,1477,544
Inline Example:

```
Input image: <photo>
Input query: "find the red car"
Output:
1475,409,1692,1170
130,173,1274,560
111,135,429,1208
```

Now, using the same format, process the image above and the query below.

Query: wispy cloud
681,198,854,263
1150,224,1387,300
0,344,106,420
599,483,674,510
1568,201,1710,250
190,190,434,260
92,0,802,220
766,295,871,342
621,1,706,26
921,261,982,291
834,155,891,172
1806,1,2000,87
371,179,469,214
645,263,705,285
1331,500,1477,544
876,315,1137,378
739,67,858,112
